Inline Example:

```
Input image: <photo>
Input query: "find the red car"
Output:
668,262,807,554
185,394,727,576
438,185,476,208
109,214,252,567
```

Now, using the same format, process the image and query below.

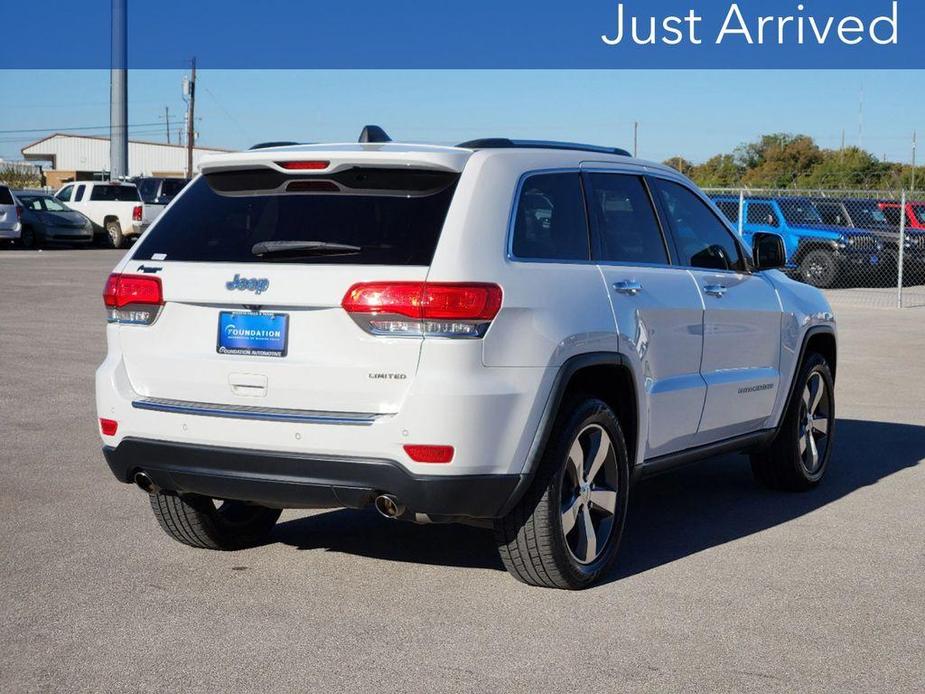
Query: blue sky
1,70,921,165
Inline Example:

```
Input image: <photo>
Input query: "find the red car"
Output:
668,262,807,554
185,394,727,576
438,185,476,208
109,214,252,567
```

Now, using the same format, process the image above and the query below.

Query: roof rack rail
249,141,300,150
456,138,632,157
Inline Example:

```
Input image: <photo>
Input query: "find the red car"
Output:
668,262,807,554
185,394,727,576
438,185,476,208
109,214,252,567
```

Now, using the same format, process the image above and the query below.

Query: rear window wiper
251,240,363,258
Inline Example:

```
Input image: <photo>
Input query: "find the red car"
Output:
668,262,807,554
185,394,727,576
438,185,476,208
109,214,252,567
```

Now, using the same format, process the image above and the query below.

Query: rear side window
0,186,13,205
512,173,589,261
134,168,460,265
90,185,140,202
585,173,667,265
746,202,779,227
652,178,743,272
714,201,739,224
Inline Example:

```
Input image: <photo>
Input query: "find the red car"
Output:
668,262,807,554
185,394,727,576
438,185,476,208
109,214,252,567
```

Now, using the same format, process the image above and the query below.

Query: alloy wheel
798,371,831,475
560,424,619,564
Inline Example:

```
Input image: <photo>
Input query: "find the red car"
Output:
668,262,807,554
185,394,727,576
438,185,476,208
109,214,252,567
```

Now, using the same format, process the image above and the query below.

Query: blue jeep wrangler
711,196,882,288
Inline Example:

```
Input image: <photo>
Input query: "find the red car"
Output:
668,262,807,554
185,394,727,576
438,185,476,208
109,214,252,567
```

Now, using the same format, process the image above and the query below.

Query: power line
0,122,164,135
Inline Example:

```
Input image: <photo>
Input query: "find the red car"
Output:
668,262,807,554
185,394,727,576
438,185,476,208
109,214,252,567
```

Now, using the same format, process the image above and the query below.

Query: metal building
21,133,230,188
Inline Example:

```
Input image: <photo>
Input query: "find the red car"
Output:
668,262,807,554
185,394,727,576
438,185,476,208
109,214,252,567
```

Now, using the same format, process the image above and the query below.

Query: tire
750,353,835,492
19,226,36,249
798,249,839,288
149,492,282,550
105,220,125,249
494,397,630,589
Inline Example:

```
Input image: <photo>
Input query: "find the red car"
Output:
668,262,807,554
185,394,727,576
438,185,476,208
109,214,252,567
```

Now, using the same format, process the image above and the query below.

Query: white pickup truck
54,181,149,248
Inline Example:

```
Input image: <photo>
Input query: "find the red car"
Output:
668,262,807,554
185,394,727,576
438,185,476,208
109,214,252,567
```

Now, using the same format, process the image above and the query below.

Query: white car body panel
96,142,836,507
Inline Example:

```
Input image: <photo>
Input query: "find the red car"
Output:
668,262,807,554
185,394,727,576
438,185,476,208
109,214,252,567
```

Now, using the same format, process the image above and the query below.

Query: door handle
703,284,727,298
613,280,643,296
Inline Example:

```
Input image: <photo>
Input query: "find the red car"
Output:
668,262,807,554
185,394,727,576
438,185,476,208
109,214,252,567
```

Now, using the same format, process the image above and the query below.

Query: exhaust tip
133,471,158,495
374,494,406,519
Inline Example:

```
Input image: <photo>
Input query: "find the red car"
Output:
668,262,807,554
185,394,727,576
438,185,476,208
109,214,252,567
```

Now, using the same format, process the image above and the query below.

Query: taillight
342,282,502,338
99,418,118,436
403,445,454,464
103,273,163,325
278,160,330,170
15,205,23,220
132,205,143,222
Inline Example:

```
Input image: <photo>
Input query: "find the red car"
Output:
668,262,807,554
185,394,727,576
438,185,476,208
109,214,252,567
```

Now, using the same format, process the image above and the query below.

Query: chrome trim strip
132,397,388,426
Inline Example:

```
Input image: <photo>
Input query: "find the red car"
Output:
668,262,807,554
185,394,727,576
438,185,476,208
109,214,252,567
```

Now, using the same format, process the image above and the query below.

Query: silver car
15,191,94,248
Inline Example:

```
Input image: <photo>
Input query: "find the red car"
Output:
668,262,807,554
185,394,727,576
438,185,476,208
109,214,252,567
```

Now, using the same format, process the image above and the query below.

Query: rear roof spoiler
457,138,631,157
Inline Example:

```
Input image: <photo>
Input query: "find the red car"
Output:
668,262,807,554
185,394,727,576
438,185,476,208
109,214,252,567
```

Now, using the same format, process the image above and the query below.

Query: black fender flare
495,352,635,517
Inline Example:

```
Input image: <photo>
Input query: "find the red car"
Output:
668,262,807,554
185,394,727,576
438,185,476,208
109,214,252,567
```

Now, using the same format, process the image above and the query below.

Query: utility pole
163,106,171,144
184,58,197,178
109,0,128,179
633,121,638,158
912,130,917,193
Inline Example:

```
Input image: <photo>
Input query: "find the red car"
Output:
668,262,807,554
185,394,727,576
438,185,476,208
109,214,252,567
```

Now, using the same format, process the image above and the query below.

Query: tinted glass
137,179,159,203
715,201,739,224
852,202,888,225
90,185,140,202
653,179,742,271
74,184,86,202
881,206,903,226
780,200,822,225
512,173,589,260
134,169,459,265
160,179,187,199
586,174,667,264
913,205,925,225
746,202,779,227
56,186,72,202
814,202,845,226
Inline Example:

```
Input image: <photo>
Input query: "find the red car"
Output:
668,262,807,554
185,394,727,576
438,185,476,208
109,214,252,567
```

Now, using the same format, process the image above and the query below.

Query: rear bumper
0,227,21,240
103,437,521,519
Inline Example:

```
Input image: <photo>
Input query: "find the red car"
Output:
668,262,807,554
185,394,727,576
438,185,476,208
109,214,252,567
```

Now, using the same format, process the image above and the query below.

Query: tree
663,156,694,176
738,134,823,189
690,154,743,188
0,163,41,189
797,147,889,190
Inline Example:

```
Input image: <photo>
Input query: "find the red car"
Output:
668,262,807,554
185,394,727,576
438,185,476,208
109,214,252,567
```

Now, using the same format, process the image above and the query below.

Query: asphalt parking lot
1,248,923,693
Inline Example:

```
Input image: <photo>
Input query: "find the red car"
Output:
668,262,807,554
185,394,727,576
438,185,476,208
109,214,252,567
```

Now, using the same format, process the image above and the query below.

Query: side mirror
752,232,786,270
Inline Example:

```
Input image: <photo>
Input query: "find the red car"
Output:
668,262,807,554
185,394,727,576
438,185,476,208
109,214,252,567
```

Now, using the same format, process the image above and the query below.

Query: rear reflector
99,418,118,436
103,274,163,325
342,282,502,338
403,445,454,464
278,160,330,170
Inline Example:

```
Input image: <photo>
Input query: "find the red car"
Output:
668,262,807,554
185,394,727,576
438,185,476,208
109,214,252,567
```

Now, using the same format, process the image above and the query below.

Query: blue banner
0,0,920,69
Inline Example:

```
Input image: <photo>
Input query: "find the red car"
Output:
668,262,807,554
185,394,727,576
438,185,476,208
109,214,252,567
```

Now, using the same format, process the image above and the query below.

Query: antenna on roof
359,125,392,144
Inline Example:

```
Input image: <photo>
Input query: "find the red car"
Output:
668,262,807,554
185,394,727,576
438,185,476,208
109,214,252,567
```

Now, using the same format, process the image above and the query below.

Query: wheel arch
773,325,837,435
497,352,639,516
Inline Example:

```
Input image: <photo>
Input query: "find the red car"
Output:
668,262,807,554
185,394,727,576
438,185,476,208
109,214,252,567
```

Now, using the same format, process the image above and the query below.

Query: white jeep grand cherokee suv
96,129,837,589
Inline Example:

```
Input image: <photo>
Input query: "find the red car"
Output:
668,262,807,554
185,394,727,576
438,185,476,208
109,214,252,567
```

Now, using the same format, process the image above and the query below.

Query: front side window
851,202,888,226
746,202,780,227
880,206,902,226
585,173,668,265
56,186,73,202
652,178,743,272
512,173,589,261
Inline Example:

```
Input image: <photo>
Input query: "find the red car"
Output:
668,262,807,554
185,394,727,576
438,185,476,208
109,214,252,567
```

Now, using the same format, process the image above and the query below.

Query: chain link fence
704,188,925,309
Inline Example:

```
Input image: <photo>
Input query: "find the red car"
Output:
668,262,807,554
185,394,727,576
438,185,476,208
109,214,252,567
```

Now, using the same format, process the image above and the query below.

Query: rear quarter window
133,168,460,265
511,173,589,261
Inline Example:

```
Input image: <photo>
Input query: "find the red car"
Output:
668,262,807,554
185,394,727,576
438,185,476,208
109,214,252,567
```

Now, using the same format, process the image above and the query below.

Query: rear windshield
90,185,140,202
133,167,460,265
0,187,13,205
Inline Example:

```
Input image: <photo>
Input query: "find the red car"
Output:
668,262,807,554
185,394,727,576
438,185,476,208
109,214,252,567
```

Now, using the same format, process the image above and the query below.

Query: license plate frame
217,311,289,358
